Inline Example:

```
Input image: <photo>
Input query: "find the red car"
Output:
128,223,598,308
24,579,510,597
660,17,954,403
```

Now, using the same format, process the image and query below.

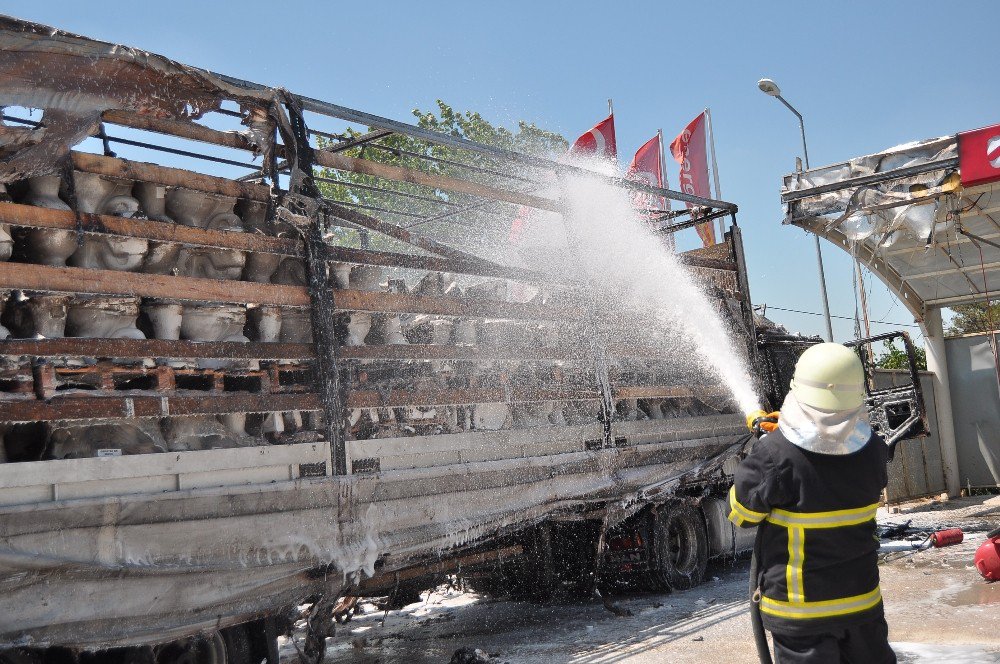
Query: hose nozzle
746,409,780,437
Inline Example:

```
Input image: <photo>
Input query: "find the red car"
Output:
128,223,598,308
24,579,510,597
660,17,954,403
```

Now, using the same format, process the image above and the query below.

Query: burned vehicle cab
757,329,930,452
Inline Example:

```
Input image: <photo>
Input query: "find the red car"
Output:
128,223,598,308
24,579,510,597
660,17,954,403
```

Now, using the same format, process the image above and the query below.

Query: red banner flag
627,134,666,217
670,112,715,246
508,205,532,244
570,114,617,160
511,113,616,244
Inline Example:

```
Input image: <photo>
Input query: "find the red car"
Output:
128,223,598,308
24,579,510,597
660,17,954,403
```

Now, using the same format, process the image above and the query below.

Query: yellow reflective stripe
728,486,767,524
759,587,882,620
786,526,805,603
767,503,879,529
728,509,748,527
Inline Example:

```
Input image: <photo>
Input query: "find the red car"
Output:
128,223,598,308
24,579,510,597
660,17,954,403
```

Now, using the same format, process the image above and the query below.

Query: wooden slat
615,386,718,399
679,255,738,271
0,201,558,283
337,344,581,361
345,384,712,407
340,343,723,363
315,152,561,213
102,110,256,152
0,393,322,422
324,243,555,284
0,338,315,360
71,152,271,202
334,289,581,321
0,262,310,307
346,387,599,408
0,201,300,256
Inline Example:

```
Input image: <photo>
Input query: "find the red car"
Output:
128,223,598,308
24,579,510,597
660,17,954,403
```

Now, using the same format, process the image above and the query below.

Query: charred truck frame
0,16,761,663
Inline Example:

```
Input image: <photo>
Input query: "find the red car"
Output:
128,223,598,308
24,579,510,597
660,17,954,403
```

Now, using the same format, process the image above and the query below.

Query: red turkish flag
670,112,715,246
627,134,666,217
570,114,617,160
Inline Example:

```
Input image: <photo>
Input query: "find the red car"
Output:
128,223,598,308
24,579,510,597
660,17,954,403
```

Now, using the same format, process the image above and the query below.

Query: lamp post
758,78,835,342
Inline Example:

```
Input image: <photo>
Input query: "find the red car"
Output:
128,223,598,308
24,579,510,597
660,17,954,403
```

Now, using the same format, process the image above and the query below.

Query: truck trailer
0,14,821,664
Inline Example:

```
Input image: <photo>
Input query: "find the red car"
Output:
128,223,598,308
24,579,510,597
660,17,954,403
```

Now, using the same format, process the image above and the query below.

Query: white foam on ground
893,642,1000,663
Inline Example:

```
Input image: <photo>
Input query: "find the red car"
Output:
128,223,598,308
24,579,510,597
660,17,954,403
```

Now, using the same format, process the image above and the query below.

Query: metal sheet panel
945,332,1000,487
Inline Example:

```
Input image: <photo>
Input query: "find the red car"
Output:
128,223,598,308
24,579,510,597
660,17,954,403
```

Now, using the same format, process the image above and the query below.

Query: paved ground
287,495,1000,663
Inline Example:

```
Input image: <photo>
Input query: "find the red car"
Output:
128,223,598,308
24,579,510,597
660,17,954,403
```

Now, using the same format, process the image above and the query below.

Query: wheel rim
667,516,698,573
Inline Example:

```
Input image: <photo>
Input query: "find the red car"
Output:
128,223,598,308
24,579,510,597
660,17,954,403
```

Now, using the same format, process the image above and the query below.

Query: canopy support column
922,307,960,496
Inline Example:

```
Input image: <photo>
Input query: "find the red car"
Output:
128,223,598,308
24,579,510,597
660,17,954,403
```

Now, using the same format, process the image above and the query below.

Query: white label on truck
97,448,123,457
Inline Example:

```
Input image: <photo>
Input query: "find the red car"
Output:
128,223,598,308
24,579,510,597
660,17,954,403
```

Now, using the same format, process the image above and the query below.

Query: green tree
946,302,1000,336
874,338,927,371
313,101,567,253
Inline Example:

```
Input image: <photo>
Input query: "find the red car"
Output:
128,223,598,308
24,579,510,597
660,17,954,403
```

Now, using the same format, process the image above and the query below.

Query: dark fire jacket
728,429,888,636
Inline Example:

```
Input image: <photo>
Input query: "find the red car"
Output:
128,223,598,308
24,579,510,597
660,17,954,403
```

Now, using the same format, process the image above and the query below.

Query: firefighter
733,343,895,664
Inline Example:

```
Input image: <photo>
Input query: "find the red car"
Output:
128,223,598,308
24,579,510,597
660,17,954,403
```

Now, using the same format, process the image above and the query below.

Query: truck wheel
0,650,41,664
220,626,252,664
650,504,708,591
155,628,247,664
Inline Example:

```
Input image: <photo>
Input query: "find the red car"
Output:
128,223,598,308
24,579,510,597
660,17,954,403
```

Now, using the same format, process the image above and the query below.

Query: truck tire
220,626,252,664
649,504,708,591
0,650,41,664
155,627,249,664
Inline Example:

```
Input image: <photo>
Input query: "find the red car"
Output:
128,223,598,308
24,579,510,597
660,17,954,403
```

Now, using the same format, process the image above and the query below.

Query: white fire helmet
790,343,866,412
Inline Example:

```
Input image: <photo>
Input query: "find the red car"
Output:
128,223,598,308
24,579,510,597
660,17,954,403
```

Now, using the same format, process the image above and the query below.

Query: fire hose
749,523,772,664
742,414,775,664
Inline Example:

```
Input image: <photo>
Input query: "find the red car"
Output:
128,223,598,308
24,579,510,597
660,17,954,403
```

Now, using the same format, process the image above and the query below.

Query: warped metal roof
781,133,1000,318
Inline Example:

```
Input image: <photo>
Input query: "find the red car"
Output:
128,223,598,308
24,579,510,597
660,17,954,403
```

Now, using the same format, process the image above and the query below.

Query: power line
758,304,920,329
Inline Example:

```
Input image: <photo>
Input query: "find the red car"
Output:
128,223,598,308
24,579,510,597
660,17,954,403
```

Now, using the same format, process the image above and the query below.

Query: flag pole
704,108,725,243
608,98,614,117
657,128,674,251
657,129,669,204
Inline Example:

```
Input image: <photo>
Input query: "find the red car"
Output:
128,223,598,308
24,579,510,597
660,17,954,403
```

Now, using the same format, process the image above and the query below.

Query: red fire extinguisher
930,528,964,547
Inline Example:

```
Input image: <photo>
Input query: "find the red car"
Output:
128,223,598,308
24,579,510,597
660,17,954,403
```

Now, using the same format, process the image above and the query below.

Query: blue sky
9,1,1000,342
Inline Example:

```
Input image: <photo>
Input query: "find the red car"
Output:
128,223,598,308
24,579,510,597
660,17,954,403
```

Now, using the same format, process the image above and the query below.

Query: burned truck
0,15,761,663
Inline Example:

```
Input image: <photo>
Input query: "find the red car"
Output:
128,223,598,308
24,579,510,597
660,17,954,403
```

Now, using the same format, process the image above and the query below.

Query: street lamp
757,78,834,342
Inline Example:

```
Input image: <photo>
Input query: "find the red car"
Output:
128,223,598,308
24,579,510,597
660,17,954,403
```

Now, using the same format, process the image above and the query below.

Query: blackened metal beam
318,128,393,153
284,99,349,477
0,393,321,422
781,158,958,203
658,208,732,235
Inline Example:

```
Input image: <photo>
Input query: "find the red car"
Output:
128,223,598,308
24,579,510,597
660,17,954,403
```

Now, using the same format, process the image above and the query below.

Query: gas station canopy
781,124,1000,319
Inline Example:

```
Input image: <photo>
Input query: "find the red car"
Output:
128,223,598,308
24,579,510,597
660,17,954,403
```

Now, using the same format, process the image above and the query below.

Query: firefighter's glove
746,409,780,437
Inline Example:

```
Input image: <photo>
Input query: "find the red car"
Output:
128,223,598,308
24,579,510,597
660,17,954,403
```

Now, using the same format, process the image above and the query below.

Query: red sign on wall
958,123,1000,188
